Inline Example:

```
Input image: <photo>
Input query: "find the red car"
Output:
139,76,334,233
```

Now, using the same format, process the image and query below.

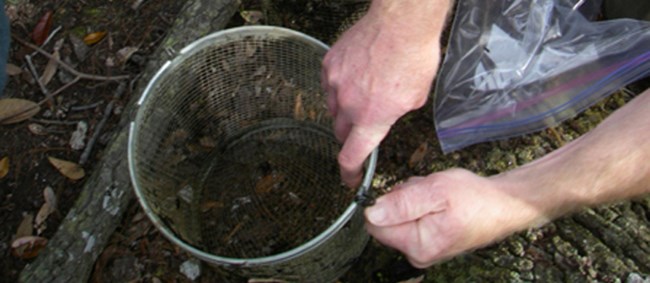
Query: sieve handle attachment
354,186,376,207
354,148,379,207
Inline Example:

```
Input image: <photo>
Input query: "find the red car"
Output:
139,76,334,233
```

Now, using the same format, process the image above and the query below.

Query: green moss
69,26,87,38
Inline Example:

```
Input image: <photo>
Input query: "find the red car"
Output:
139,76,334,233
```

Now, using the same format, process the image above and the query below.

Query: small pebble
69,121,88,150
180,258,201,281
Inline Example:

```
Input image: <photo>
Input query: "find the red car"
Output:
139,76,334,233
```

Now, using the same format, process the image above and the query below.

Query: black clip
355,187,376,207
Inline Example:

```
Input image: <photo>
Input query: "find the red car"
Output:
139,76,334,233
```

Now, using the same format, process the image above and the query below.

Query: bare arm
365,88,650,267
497,87,650,224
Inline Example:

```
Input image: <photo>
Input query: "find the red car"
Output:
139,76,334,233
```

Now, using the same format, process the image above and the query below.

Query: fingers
365,220,420,261
338,124,390,187
365,215,448,268
365,178,448,226
334,114,352,143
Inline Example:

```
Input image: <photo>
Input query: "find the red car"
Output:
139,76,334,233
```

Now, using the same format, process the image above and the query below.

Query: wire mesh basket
127,26,377,282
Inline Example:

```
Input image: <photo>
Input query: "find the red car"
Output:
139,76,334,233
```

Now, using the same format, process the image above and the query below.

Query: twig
30,118,83,126
47,77,81,99
1,35,131,125
71,101,104,112
28,147,71,154
24,55,54,105
29,25,63,57
223,222,243,244
11,34,131,81
79,82,127,165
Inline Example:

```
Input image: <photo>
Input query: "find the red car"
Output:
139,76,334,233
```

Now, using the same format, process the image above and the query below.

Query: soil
0,0,184,281
1,0,648,283
1,1,370,282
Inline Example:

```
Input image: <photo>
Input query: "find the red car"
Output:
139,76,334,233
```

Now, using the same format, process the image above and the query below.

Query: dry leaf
39,49,59,86
245,41,257,57
11,236,48,259
6,63,22,76
0,98,40,124
408,142,429,169
43,186,57,207
35,202,50,234
15,213,34,239
83,31,107,45
252,65,267,77
240,10,264,24
294,92,304,120
199,136,216,148
31,11,53,45
0,156,8,179
200,201,224,212
47,156,85,180
131,212,146,223
35,186,57,235
115,46,139,65
255,173,285,194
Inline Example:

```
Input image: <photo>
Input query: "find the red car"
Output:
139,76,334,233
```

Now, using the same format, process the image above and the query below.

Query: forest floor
1,1,649,282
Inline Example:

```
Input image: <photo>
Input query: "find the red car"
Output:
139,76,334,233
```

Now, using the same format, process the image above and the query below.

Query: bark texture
424,200,650,282
338,199,650,282
18,1,238,282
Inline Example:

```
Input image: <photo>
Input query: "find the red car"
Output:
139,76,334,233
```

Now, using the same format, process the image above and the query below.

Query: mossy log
18,1,239,282
341,201,650,282
421,201,650,282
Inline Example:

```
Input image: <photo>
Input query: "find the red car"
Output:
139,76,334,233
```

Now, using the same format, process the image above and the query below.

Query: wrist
490,140,593,230
368,0,452,39
490,163,576,230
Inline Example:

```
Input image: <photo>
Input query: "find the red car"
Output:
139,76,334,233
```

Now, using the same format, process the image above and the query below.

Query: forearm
495,88,650,227
367,0,453,40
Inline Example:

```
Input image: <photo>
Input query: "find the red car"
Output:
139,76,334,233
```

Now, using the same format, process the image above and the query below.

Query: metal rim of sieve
127,26,378,267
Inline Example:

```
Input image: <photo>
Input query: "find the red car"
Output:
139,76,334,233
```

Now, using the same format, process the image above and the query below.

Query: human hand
364,168,549,268
322,2,446,187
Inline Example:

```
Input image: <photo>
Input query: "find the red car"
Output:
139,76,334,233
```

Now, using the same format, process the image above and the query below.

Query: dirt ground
1,1,395,282
0,0,186,281
2,0,648,283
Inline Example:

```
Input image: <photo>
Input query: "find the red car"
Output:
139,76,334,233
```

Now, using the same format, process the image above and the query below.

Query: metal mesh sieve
127,26,377,282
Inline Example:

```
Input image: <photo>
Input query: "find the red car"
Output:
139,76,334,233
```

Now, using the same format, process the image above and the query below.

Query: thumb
365,179,448,226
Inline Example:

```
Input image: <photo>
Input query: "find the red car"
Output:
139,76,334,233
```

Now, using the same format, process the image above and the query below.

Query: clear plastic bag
434,0,650,153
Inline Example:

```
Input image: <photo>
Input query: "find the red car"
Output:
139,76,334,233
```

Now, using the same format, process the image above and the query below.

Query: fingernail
366,204,387,225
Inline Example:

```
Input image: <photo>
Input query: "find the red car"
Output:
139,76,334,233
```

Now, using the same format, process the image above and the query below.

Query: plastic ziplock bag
434,0,650,153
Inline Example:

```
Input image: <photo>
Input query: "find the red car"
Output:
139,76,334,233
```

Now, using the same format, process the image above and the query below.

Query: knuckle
337,151,355,169
391,189,413,220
